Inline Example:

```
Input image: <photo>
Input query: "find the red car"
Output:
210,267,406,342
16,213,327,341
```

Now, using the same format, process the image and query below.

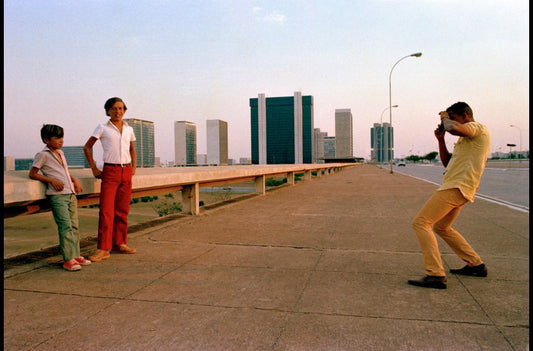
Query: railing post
181,183,199,215
255,175,265,195
304,170,312,181
287,172,295,185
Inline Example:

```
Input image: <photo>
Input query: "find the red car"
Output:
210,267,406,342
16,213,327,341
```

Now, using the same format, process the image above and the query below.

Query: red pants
97,164,132,250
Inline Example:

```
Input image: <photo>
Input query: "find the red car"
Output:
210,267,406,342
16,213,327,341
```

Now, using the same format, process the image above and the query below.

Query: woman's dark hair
40,124,64,143
446,102,473,117
104,97,127,116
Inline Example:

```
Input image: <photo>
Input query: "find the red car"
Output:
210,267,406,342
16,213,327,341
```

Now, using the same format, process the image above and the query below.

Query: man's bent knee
412,216,430,231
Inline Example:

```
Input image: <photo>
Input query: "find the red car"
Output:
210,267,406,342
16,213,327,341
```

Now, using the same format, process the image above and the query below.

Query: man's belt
104,163,131,167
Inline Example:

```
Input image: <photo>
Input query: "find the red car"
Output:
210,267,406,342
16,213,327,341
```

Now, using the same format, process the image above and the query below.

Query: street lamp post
380,105,398,166
380,105,399,124
389,52,422,174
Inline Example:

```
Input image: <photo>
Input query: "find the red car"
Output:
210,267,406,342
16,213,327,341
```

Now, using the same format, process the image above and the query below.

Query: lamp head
411,52,422,57
392,104,399,108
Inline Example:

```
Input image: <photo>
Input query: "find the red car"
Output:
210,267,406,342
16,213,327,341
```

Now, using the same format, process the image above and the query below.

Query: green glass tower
371,122,393,163
124,119,155,168
174,121,197,166
63,146,90,168
250,92,314,164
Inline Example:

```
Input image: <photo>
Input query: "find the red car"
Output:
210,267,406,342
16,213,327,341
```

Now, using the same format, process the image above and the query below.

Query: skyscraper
14,158,33,170
250,92,314,164
4,156,15,171
123,118,155,168
206,119,228,165
323,136,336,159
62,146,89,168
335,109,353,158
313,128,327,163
371,122,393,163
197,154,207,165
174,121,197,166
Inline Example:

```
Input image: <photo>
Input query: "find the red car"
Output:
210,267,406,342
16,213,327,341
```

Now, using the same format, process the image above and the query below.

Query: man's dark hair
104,97,127,116
40,124,64,143
446,102,473,117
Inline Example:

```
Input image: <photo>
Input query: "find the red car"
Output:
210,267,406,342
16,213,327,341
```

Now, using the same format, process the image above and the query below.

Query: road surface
392,163,528,212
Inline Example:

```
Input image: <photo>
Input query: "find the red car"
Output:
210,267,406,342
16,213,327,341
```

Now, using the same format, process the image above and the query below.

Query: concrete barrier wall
4,164,358,215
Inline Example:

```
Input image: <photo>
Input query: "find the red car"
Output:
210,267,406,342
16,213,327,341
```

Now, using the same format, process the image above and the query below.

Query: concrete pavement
4,164,529,350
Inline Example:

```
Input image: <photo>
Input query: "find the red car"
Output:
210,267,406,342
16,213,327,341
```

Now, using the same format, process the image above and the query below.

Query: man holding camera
408,102,491,289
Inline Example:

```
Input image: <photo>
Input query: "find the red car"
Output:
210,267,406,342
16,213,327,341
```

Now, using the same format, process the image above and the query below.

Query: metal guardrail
4,163,358,217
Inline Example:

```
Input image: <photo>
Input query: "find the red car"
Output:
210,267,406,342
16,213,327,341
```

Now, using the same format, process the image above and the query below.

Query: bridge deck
4,164,528,350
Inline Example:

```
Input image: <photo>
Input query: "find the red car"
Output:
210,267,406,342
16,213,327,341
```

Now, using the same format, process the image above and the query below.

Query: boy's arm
84,136,102,179
130,141,137,175
29,167,65,191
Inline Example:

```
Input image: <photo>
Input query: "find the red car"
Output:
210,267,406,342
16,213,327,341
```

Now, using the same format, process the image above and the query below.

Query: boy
29,124,91,271
84,97,137,262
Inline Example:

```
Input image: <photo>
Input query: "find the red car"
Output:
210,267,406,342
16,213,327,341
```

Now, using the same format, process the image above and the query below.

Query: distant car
398,162,406,167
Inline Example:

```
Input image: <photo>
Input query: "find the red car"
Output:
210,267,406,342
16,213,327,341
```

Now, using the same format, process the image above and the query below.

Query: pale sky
4,0,529,163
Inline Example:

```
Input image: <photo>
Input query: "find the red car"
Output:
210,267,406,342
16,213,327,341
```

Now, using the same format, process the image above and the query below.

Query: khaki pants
412,188,483,276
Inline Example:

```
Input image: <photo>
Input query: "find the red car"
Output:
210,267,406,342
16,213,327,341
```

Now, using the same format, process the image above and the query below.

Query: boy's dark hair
446,102,473,117
40,124,64,143
104,97,127,116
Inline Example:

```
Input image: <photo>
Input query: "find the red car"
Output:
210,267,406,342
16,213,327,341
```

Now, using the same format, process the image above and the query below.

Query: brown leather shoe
116,244,137,254
89,249,110,262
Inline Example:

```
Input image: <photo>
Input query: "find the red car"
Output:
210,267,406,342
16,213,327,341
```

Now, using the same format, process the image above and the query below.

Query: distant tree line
490,152,529,160
404,152,439,163
404,150,529,163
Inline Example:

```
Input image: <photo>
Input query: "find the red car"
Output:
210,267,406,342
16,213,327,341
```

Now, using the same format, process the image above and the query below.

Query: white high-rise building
4,156,15,171
174,121,197,166
293,91,304,164
313,128,327,163
197,154,207,165
324,136,336,158
206,119,228,165
335,109,353,158
257,93,267,165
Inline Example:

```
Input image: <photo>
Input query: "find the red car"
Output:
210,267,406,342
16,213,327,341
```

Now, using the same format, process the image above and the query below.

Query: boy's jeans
412,188,483,277
48,194,80,261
